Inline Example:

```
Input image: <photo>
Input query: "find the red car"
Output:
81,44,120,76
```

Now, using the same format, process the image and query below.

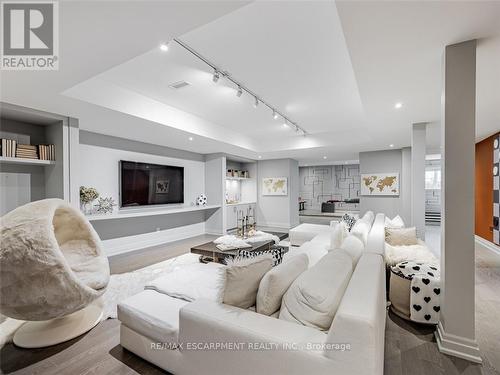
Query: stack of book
1,139,18,157
16,144,38,159
38,144,56,161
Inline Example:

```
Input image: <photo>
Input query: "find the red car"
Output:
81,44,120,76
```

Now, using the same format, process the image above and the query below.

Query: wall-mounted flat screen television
120,160,184,207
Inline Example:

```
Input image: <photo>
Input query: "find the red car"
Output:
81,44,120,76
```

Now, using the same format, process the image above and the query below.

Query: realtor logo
1,1,59,70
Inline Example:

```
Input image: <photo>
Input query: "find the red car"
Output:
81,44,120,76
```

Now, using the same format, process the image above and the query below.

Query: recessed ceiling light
394,102,403,109
258,155,262,159
389,143,394,148
323,156,327,160
188,137,193,141
160,43,169,52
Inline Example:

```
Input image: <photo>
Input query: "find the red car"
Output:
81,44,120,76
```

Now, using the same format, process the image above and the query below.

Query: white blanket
385,239,437,266
214,231,280,249
145,263,226,303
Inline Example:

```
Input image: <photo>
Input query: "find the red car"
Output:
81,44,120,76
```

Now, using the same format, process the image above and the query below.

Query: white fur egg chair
0,199,109,348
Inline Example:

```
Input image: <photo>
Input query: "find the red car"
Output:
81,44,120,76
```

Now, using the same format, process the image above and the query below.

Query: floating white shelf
226,201,257,207
0,156,55,166
225,176,251,181
86,204,221,221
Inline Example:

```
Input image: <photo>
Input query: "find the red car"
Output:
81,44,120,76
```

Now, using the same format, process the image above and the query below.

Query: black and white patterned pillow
237,247,285,267
341,213,357,231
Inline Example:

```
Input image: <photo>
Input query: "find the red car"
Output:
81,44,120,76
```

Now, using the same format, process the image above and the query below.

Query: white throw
145,263,226,303
214,231,280,249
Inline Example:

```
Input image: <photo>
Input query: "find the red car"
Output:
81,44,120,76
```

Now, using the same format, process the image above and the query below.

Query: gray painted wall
80,130,208,241
257,158,299,229
359,149,411,224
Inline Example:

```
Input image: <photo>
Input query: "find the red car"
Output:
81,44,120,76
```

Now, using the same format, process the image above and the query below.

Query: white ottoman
289,223,331,246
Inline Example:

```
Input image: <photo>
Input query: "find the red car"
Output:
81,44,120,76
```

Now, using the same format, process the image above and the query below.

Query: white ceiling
2,1,500,164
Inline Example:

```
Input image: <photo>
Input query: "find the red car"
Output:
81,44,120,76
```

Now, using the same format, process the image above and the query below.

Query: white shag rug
0,253,201,348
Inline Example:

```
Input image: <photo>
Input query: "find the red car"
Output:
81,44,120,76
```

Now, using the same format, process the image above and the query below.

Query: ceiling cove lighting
171,38,307,137
394,102,403,109
159,43,169,51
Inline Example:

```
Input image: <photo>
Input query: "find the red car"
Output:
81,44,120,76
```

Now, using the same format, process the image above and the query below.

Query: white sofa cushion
117,289,188,345
289,223,330,246
256,254,308,316
330,221,348,250
340,235,365,267
223,255,273,309
361,211,375,225
283,241,328,268
351,219,371,246
385,215,405,228
279,249,353,330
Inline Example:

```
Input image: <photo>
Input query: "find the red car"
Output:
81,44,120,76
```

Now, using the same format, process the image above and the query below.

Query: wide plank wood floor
1,235,499,375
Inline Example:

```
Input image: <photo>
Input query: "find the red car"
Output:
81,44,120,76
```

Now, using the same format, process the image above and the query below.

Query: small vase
81,202,92,215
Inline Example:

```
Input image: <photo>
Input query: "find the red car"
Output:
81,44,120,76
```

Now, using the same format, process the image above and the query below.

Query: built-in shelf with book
0,156,56,166
0,102,79,216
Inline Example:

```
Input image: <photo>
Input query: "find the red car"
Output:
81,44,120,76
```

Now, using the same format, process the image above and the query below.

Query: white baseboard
103,222,206,256
257,221,291,233
435,321,482,363
475,235,500,255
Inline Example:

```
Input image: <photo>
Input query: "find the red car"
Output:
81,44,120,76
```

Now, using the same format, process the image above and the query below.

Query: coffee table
191,232,288,263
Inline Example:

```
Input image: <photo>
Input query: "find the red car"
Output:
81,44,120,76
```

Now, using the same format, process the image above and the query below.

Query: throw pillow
238,247,285,266
329,221,348,251
350,219,371,246
279,249,353,331
339,235,364,267
223,255,273,309
340,213,357,231
385,215,405,229
256,254,308,316
385,227,418,246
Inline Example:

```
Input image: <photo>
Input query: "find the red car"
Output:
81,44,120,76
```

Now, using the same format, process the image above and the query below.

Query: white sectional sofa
118,212,387,375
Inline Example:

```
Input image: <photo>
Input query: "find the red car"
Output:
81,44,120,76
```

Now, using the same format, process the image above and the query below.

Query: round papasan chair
0,199,109,348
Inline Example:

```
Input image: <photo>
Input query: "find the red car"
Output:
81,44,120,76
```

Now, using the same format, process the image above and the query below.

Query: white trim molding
435,322,482,363
475,235,500,255
103,222,206,256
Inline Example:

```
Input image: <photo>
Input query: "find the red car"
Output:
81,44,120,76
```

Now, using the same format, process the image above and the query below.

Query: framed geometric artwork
361,173,399,196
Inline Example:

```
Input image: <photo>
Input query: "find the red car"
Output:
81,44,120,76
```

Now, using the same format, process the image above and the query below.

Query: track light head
213,70,220,83
283,121,289,128
236,86,243,97
253,97,259,108
273,110,278,120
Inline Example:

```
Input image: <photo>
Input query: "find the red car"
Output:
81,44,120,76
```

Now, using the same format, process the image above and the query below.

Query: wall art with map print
361,173,400,196
262,177,288,196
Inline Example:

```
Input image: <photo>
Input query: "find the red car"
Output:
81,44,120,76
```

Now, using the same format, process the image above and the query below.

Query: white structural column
435,40,481,363
411,123,426,239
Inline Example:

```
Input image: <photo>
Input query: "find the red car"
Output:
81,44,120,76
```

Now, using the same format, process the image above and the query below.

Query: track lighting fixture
171,38,307,136
212,70,220,83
